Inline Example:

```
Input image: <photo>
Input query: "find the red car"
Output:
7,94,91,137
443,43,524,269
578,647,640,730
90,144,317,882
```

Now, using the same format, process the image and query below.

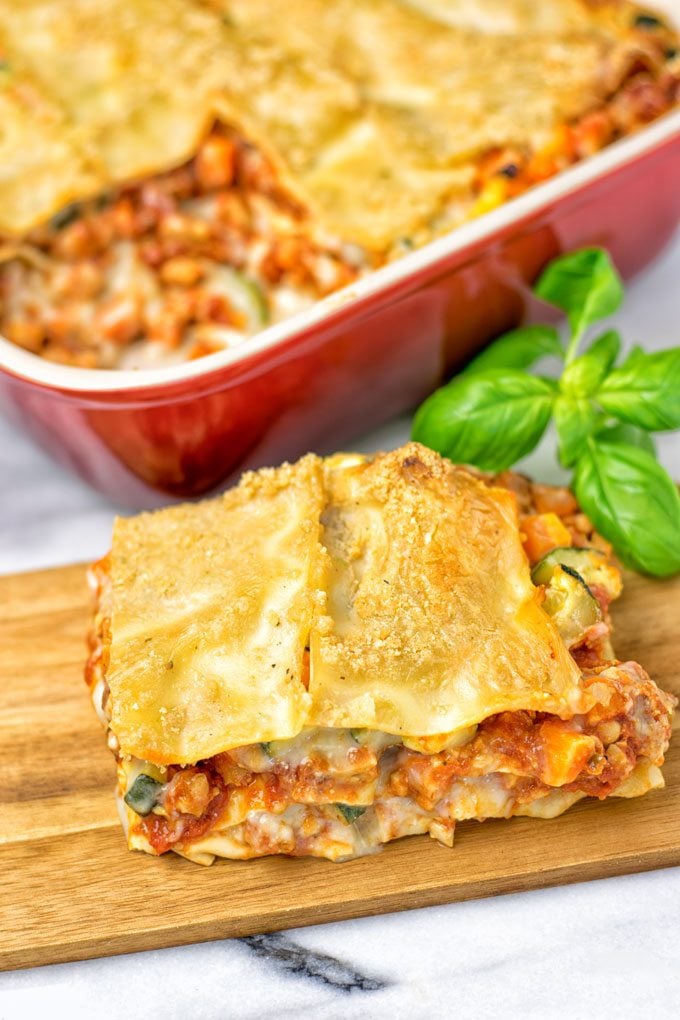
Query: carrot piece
531,484,578,517
521,512,572,564
538,720,598,787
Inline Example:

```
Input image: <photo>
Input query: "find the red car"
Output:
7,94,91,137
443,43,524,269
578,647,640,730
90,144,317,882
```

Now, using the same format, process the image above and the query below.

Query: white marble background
1,230,679,1019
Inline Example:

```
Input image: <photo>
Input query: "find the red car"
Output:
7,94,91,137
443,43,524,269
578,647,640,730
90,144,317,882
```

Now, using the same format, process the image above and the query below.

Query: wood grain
0,564,678,972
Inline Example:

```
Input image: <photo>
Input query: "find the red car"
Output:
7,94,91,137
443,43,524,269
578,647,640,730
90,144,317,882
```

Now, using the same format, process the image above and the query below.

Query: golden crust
0,31,103,236
309,444,583,734
107,454,325,764
105,443,586,763
0,0,673,247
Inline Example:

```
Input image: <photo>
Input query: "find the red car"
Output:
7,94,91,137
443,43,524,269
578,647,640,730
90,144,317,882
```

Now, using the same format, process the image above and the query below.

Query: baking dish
0,108,678,507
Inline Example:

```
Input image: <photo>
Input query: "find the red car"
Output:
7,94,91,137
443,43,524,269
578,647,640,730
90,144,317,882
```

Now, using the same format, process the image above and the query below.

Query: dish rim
1,107,678,395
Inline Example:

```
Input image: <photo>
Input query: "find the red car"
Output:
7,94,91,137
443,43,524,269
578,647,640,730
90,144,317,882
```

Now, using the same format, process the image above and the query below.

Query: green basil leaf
573,440,680,576
560,330,620,396
597,347,680,431
412,370,556,473
554,395,598,468
596,422,656,456
534,248,624,339
462,325,563,376
621,344,645,367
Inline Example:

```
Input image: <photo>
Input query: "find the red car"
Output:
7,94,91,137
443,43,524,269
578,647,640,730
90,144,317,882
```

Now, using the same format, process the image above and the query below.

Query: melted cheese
154,764,665,865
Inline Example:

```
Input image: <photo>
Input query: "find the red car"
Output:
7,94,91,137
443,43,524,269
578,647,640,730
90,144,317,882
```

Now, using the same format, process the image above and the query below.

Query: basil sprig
412,247,680,577
412,372,556,473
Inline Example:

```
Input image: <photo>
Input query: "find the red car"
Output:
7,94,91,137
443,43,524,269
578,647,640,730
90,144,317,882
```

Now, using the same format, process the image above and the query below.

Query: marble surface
1,234,679,1019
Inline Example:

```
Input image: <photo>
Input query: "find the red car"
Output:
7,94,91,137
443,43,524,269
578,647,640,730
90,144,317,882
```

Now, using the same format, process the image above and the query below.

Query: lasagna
85,443,675,865
0,0,678,368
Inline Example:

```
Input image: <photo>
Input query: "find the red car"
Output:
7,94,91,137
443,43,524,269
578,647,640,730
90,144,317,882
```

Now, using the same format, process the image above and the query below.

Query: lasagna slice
0,0,678,367
86,443,675,864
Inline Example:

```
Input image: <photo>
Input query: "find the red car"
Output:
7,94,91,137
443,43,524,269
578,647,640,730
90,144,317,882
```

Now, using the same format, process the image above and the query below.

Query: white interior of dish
1,107,679,394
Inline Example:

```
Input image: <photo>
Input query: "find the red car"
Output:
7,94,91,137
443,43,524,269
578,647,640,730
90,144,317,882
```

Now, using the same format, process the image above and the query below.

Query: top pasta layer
106,444,584,764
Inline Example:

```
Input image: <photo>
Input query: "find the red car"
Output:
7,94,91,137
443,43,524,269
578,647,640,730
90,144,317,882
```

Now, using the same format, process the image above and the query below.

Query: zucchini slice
541,564,601,649
336,803,367,824
532,547,621,600
124,774,163,816
209,267,270,332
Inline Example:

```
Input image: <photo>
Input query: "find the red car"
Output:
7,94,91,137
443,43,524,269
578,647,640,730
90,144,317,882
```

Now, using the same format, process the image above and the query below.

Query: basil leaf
596,422,656,456
462,325,562,376
621,344,645,366
573,440,680,576
554,395,598,468
534,248,624,340
598,348,680,431
560,330,620,396
412,370,556,473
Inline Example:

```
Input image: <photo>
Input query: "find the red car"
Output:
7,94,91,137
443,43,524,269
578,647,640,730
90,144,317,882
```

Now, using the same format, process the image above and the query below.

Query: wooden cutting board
0,564,678,972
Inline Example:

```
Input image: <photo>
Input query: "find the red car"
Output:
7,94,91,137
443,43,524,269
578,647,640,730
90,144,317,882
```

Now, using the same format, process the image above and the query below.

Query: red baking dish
0,109,679,508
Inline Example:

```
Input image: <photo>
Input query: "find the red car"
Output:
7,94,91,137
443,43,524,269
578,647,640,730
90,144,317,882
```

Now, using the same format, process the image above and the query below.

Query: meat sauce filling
133,661,674,855
0,126,362,369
